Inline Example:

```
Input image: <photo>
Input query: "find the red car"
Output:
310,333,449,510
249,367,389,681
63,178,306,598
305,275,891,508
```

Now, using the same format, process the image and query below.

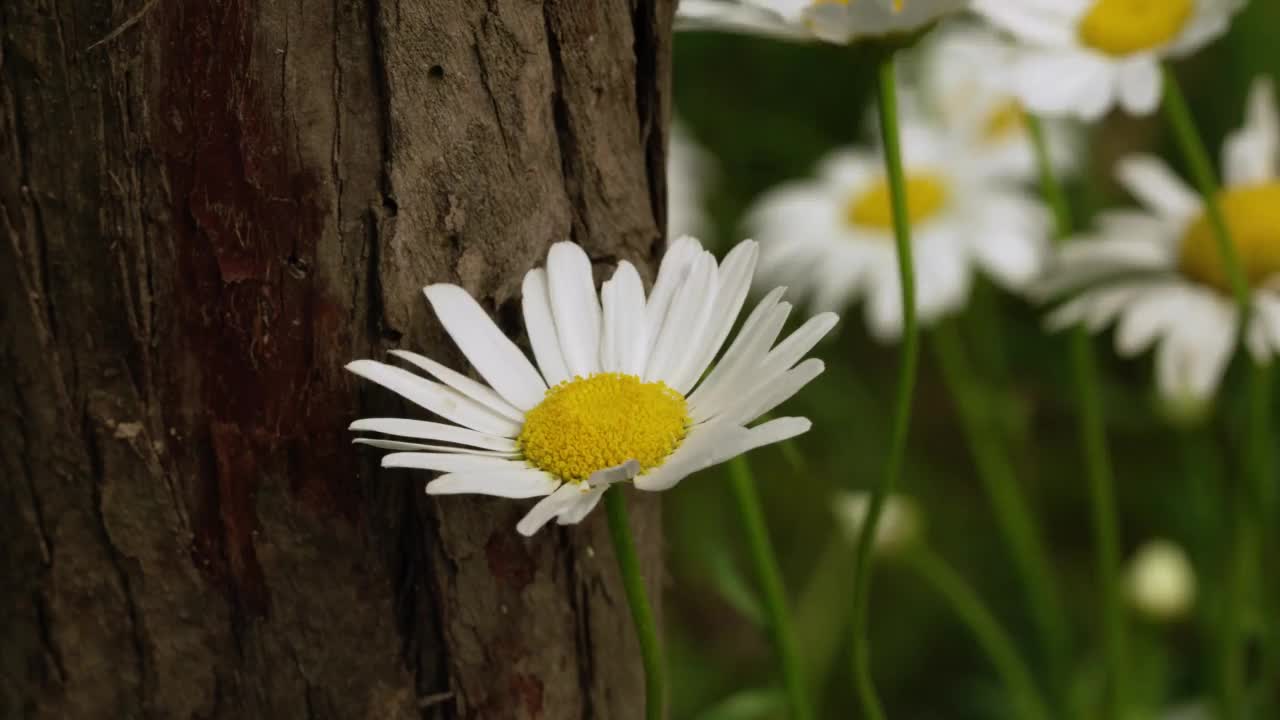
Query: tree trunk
0,1,673,717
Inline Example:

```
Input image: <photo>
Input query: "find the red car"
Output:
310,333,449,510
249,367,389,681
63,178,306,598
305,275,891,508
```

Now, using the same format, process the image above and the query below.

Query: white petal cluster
349,239,837,535
677,0,968,45
913,23,1081,181
974,0,1246,120
1041,78,1280,402
748,113,1050,340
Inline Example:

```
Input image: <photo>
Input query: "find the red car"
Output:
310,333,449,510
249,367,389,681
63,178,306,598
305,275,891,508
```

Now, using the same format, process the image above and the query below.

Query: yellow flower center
1078,0,1193,56
845,174,950,230
1180,183,1280,293
519,373,689,483
982,101,1027,143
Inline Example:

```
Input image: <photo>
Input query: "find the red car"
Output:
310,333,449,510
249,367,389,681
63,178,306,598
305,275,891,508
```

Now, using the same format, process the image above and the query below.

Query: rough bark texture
0,0,674,717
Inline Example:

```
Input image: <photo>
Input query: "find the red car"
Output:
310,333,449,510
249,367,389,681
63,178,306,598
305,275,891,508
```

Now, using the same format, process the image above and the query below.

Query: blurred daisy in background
1041,77,1280,403
747,114,1050,341
349,239,837,535
669,120,717,241
1126,539,1196,622
676,0,968,45
834,490,922,554
973,0,1247,119
911,22,1080,181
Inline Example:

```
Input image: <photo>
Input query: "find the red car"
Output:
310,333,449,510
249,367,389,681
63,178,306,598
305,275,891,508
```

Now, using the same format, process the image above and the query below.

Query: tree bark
0,1,673,717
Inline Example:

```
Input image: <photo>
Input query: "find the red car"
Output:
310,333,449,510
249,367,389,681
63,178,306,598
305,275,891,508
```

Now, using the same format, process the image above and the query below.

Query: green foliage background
664,3,1280,718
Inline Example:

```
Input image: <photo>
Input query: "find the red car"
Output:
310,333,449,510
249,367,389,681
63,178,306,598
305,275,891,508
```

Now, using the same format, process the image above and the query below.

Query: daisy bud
1127,539,1196,622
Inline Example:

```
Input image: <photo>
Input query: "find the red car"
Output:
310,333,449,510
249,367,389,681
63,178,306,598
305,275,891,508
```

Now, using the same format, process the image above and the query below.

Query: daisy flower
669,120,717,241
973,0,1246,120
833,491,922,554
1041,77,1280,402
348,239,837,536
676,0,968,45
748,116,1050,340
912,22,1080,181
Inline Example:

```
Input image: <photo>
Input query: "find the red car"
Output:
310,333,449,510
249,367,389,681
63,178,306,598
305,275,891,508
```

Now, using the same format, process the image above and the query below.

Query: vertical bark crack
540,5,586,245
83,416,147,714
631,0,668,242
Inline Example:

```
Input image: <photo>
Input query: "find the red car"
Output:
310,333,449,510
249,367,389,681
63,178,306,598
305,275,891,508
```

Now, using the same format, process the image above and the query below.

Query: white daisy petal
601,261,649,375
754,312,840,384
547,241,603,378
633,423,737,492
353,439,518,457
1247,315,1271,362
1117,57,1163,116
423,284,547,411
645,236,702,356
1114,284,1190,357
1223,76,1279,186
730,416,814,457
972,0,1078,47
383,452,528,473
1011,50,1116,121
389,350,523,422
1116,155,1201,222
675,0,812,41
678,0,964,44
641,417,814,494
550,461,639,529
867,269,906,341
348,418,518,451
688,293,792,421
715,358,826,426
556,489,607,526
517,483,586,536
345,360,521,437
427,470,561,499
647,251,720,390
522,268,572,387
675,241,760,392
1255,294,1280,354
1154,294,1237,400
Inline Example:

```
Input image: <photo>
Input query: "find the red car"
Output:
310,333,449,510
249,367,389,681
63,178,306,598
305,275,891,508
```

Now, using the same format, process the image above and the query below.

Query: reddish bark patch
207,423,270,614
485,530,537,593
150,0,361,606
510,673,545,718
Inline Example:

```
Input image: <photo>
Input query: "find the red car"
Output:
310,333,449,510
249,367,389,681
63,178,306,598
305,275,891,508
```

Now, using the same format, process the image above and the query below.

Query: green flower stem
905,548,1052,720
851,52,921,720
604,486,665,720
727,457,814,720
1027,115,1128,719
1162,65,1276,718
931,320,1068,700
1160,67,1250,314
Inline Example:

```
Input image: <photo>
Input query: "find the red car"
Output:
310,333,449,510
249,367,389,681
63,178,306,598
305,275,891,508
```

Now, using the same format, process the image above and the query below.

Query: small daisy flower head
348,239,837,536
1126,539,1196,621
669,120,717,241
677,0,969,45
1041,77,1280,403
913,22,1081,181
833,491,922,554
974,0,1247,120
748,116,1050,341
